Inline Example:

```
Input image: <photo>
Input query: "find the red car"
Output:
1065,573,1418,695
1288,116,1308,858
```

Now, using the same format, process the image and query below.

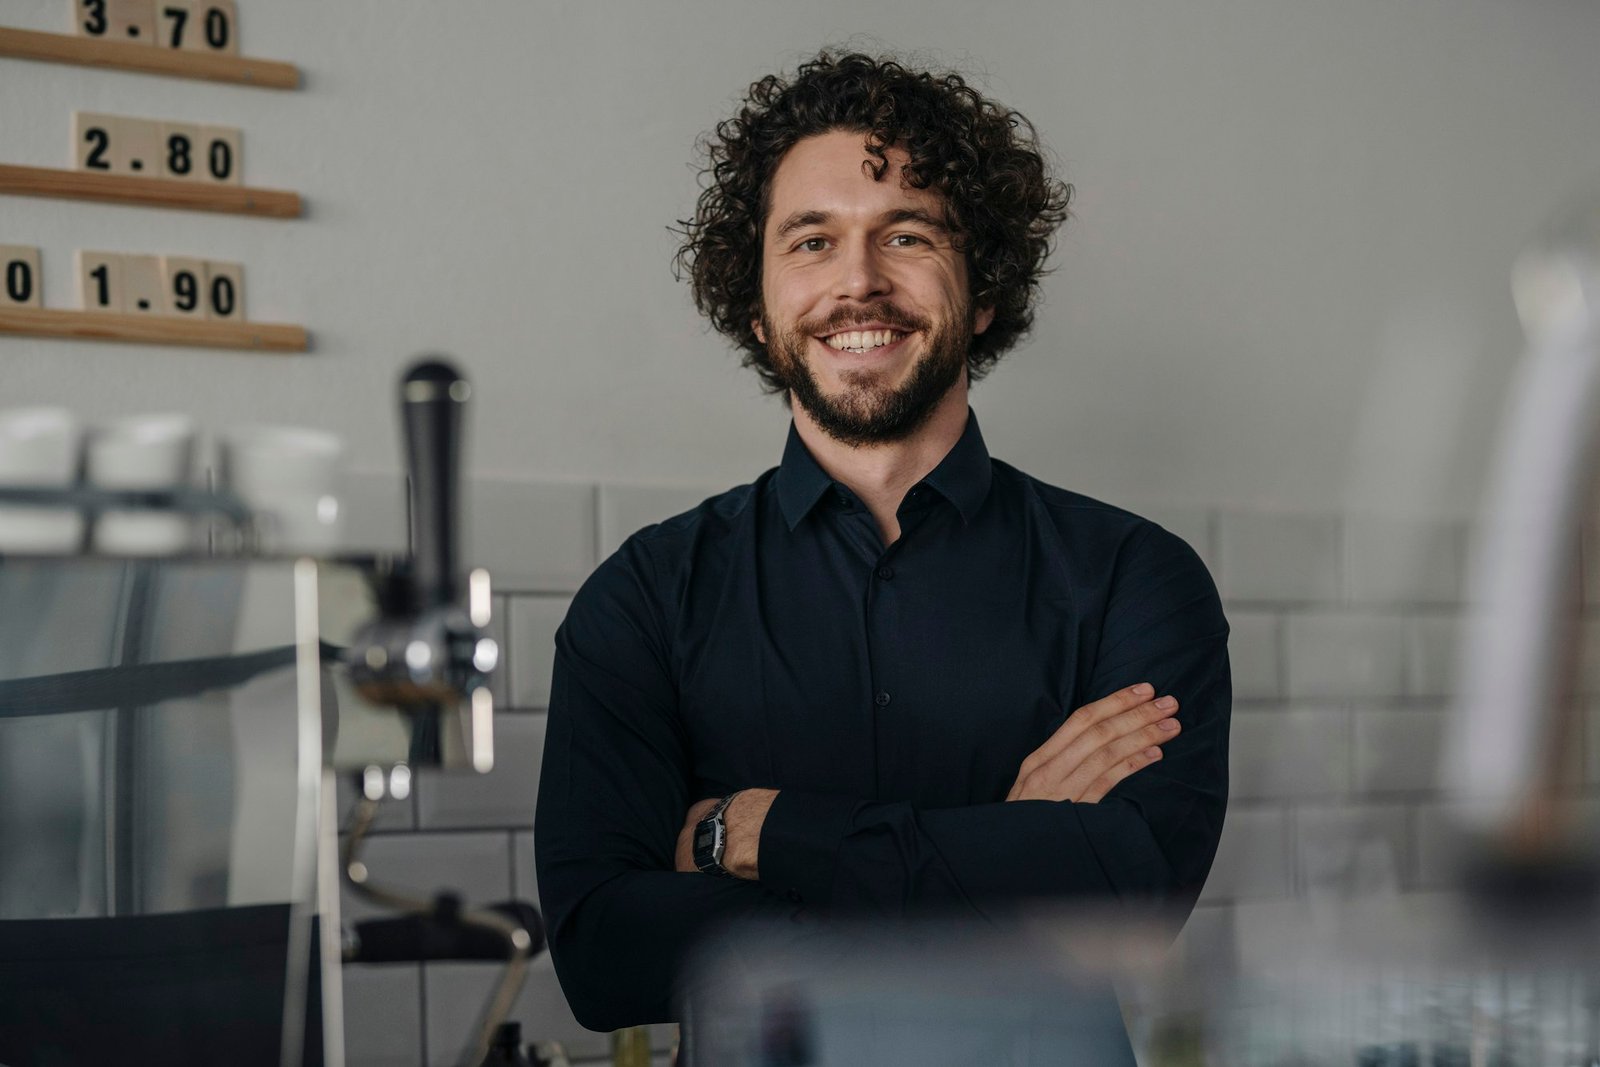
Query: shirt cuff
758,789,860,911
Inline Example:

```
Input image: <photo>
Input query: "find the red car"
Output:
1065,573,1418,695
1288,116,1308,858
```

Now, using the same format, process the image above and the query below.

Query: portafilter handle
402,358,468,610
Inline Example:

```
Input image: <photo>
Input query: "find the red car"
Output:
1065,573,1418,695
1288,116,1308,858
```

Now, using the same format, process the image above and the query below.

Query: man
535,51,1230,1033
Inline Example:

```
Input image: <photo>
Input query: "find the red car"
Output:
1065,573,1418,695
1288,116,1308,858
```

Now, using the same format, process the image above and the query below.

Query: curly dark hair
674,50,1072,394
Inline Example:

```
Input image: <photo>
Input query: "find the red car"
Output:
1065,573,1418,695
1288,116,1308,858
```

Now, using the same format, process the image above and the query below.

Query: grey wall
5,0,1600,514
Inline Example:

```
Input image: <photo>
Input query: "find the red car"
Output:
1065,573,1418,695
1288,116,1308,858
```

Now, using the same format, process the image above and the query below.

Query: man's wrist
723,788,779,880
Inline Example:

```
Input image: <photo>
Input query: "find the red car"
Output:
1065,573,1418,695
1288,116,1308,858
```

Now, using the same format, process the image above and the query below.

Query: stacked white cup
219,426,345,555
0,408,84,554
87,414,197,555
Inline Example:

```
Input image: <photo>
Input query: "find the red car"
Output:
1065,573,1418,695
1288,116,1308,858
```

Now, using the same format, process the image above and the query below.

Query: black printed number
167,134,192,176
172,270,200,313
209,275,236,318
204,6,230,49
84,127,111,171
89,264,111,308
207,139,232,181
5,260,32,304
80,0,107,36
161,5,188,47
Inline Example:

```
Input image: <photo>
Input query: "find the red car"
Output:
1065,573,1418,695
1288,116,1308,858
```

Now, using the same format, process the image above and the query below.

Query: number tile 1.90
0,246,43,309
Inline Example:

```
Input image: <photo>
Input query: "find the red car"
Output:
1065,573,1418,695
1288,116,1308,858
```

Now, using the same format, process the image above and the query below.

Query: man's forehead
766,131,947,229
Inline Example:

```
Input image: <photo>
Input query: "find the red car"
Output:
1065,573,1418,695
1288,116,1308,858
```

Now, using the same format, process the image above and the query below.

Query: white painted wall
4,0,1600,517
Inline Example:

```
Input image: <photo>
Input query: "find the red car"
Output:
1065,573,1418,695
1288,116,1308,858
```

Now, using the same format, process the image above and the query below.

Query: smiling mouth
820,329,909,354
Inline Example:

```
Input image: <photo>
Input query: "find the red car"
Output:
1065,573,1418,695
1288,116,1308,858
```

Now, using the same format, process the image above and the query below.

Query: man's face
754,130,995,446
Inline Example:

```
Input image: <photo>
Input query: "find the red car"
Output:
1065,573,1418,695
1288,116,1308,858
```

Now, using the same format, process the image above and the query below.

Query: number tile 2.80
73,112,241,184
77,250,244,322
75,0,239,53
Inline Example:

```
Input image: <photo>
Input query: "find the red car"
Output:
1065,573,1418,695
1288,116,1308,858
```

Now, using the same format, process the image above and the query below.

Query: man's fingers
1054,715,1180,800
1018,683,1157,775
1016,692,1179,790
1010,707,1180,802
1077,745,1165,804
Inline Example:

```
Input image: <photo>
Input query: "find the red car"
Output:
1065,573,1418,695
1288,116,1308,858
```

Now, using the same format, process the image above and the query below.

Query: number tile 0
0,246,43,309
157,121,203,182
198,125,242,185
189,0,238,55
203,260,243,321
122,254,165,316
159,256,208,319
75,250,125,313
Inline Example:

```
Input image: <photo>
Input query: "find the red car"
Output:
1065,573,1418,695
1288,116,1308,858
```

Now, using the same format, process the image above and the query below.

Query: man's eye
799,237,828,252
889,234,925,247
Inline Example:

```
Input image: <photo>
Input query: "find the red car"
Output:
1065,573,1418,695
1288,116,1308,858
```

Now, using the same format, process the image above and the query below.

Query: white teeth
823,329,904,352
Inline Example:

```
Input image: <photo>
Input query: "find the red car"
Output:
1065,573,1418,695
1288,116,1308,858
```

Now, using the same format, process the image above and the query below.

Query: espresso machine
0,359,539,1067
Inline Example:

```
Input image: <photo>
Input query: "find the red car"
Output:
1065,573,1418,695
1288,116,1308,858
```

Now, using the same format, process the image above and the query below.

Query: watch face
694,822,716,852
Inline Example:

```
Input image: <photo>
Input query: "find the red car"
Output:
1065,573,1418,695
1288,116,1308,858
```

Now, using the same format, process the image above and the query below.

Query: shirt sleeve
758,522,1231,920
534,542,808,1033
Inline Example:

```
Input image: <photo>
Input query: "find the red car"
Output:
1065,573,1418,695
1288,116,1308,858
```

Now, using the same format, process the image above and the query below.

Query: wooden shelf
0,307,307,353
0,26,298,88
0,164,300,218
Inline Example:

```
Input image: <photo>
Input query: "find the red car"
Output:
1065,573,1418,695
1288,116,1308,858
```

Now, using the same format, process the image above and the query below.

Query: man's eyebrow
773,210,830,240
772,207,953,240
883,208,952,233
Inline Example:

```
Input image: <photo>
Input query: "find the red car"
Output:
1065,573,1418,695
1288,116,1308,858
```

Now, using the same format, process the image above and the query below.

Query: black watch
692,792,741,877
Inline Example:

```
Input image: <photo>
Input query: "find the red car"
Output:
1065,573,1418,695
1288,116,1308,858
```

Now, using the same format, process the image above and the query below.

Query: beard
761,299,973,447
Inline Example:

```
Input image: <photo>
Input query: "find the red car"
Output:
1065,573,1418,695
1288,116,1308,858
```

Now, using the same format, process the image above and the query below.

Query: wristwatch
692,792,741,877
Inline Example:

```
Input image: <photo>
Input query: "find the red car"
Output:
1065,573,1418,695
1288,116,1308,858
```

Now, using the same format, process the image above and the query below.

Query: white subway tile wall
332,486,1598,1065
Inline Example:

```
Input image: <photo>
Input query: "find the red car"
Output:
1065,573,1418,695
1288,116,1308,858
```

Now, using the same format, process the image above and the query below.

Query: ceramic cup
87,414,197,556
219,426,345,555
0,407,83,554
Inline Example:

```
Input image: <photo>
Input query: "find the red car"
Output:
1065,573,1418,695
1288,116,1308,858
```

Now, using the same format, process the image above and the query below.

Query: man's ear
974,305,996,336
752,318,766,344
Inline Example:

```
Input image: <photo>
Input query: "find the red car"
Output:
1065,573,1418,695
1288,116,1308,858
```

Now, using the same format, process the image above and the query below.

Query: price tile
77,251,125,313
72,112,118,174
198,125,242,185
186,0,237,54
158,122,204,182
154,0,196,49
123,255,165,315
116,117,163,177
159,256,208,319
203,260,243,321
107,0,157,44
0,246,43,309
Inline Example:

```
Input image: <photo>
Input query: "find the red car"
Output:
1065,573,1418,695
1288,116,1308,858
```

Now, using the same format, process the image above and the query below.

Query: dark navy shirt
535,412,1230,1031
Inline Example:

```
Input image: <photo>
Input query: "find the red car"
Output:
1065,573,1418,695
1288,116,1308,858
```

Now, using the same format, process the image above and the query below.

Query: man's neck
791,380,970,545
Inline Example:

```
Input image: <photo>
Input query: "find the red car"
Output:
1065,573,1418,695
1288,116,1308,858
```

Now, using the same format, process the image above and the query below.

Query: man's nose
834,239,892,301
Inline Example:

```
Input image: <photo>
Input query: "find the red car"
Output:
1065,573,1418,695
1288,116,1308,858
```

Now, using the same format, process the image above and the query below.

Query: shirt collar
775,409,994,530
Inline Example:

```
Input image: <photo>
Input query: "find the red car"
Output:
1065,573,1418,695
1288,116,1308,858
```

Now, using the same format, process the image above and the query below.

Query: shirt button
876,565,894,580
875,691,891,707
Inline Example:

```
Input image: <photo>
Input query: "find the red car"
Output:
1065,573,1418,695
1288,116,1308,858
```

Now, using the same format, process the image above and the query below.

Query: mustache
803,302,928,336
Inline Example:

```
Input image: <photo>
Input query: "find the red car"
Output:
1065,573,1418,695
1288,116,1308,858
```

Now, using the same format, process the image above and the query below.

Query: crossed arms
534,526,1230,1031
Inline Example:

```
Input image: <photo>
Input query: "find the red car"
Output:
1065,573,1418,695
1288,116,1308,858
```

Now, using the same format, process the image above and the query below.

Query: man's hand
1006,682,1180,803
674,789,779,879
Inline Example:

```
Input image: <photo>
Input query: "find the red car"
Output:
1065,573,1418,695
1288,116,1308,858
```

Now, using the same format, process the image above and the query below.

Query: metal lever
345,357,496,769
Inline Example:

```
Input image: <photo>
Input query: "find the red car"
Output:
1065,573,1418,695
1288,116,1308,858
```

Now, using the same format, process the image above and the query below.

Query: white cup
88,414,197,556
0,407,83,553
220,426,345,555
